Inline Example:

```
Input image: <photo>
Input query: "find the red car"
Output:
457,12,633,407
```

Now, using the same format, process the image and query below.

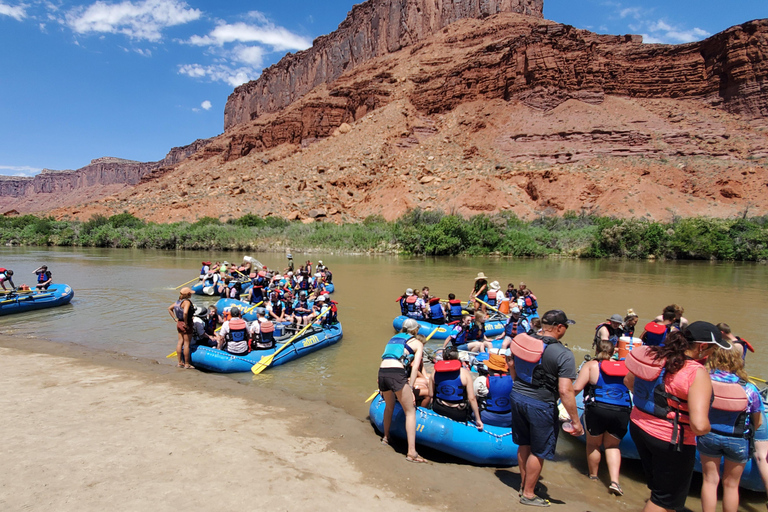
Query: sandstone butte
1,0,767,224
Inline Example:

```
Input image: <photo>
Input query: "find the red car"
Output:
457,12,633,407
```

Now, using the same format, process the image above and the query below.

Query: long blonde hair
706,346,748,380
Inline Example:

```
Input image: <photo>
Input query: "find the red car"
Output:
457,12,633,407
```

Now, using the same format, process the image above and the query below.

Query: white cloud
201,100,211,110
642,19,710,44
0,2,26,20
65,0,202,42
188,21,311,52
179,63,255,87
0,165,43,177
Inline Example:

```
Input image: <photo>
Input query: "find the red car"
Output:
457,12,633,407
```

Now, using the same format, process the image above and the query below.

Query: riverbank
3,211,768,260
0,335,658,512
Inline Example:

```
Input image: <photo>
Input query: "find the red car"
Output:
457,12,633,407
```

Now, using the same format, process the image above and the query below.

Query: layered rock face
223,0,544,130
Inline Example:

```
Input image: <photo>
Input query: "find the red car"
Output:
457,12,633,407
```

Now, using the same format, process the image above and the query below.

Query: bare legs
518,445,544,500
381,386,420,459
700,455,745,512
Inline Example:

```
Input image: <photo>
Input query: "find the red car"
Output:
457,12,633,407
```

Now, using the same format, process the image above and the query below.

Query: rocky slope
223,0,544,130
0,139,211,214
46,13,768,225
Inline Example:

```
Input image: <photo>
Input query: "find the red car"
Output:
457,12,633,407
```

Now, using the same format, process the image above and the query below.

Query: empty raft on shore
575,390,766,491
189,322,343,373
368,394,518,465
0,284,74,316
391,315,506,340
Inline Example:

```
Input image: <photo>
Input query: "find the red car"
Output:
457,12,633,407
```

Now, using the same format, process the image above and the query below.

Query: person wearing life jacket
0,268,16,291
623,309,639,338
442,314,487,353
268,292,285,323
507,309,582,507
716,322,754,362
446,293,464,322
696,346,763,512
168,287,194,369
293,291,312,326
216,307,250,356
199,261,211,277
430,345,484,428
466,311,494,351
623,321,721,512
309,295,335,325
247,279,265,306
398,287,424,320
33,265,52,290
573,340,633,496
654,304,689,331
499,307,533,348
594,314,624,348
250,308,276,350
506,283,518,303
205,305,221,340
521,289,538,318
640,308,676,347
190,306,215,347
473,353,513,428
426,297,446,325
227,280,241,300
323,268,333,284
485,280,504,311
378,318,427,463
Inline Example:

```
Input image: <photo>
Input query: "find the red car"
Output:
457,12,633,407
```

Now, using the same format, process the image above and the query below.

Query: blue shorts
509,390,559,460
754,412,768,442
697,432,750,464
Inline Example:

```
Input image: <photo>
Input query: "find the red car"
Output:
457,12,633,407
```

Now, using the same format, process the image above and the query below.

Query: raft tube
368,395,518,465
574,391,765,491
0,284,74,316
189,322,343,373
392,315,506,340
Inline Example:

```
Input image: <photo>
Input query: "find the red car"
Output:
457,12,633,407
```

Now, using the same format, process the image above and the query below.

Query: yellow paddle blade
166,351,178,358
749,375,766,384
251,355,275,375
364,390,379,403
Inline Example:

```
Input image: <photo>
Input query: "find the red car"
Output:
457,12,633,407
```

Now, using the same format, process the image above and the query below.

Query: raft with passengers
171,257,340,374
374,275,767,508
0,266,73,316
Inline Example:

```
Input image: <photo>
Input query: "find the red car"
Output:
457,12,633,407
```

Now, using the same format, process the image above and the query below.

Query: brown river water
1,247,766,509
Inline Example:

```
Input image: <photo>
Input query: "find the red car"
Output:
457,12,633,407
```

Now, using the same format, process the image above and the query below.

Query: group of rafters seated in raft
396,276,539,324
188,297,339,356
200,256,333,302
0,265,53,292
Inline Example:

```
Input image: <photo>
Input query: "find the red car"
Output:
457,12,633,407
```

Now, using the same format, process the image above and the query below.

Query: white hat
318,260,323,264
406,288,414,296
316,295,326,302
511,306,520,314
287,271,293,276
489,281,500,291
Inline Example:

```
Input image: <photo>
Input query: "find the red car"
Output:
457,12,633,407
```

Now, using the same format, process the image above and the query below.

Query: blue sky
0,0,764,177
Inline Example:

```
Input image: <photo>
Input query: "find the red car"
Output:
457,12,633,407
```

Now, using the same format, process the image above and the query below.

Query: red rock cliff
223,0,543,130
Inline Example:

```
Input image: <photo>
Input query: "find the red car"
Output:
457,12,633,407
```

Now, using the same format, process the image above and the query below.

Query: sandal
177,363,184,368
588,475,599,481
608,481,623,496
405,455,428,463
380,437,389,446
519,495,550,507
184,364,195,369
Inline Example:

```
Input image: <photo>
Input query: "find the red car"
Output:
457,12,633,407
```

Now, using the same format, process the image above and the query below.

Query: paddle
251,307,332,375
1,293,53,304
749,376,766,384
364,326,440,403
174,277,199,290
474,297,508,317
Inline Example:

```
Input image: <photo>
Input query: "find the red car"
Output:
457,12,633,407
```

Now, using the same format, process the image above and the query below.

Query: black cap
229,307,241,317
684,321,732,349
541,309,576,326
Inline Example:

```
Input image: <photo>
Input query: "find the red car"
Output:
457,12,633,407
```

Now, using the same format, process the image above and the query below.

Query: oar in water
251,308,332,375
174,277,199,290
364,326,440,404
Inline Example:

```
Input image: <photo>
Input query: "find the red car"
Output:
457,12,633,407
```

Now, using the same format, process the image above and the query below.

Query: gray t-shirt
512,335,577,404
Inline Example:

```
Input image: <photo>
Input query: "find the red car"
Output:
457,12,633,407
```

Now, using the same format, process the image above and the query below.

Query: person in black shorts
377,318,426,463
573,339,632,496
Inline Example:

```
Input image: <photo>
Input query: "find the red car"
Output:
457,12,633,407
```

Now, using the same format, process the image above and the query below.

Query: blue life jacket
429,301,444,320
511,334,558,394
522,295,538,315
586,361,632,409
204,315,217,335
483,374,513,413
642,322,668,347
37,271,51,284
250,286,264,304
294,299,310,316
381,333,415,366
450,325,468,347
399,297,408,316
225,319,248,342
448,300,463,319
504,317,525,338
709,375,750,437
283,299,294,315
270,300,283,316
173,299,189,321
404,295,421,317
486,290,498,308
433,360,465,404
466,321,484,341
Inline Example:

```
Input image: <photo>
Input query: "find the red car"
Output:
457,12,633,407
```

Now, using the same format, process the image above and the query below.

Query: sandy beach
0,336,737,512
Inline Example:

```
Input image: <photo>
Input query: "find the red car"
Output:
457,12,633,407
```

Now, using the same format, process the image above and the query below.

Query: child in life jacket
33,265,52,290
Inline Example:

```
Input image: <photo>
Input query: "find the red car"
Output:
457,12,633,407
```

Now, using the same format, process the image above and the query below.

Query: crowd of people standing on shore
378,273,767,510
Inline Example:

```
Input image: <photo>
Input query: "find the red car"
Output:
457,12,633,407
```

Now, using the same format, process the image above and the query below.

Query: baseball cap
541,309,576,326
684,321,732,349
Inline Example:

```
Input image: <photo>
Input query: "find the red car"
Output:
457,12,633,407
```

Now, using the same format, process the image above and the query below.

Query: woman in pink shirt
624,321,728,512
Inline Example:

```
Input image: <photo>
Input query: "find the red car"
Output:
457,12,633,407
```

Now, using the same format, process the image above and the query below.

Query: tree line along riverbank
1,210,766,261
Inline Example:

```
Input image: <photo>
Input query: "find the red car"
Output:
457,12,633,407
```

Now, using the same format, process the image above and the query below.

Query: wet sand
0,336,757,512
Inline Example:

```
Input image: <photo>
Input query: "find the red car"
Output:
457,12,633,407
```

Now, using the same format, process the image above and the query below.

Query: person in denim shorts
697,347,764,512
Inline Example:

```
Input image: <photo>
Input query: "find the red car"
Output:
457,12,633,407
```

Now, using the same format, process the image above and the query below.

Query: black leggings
432,400,468,422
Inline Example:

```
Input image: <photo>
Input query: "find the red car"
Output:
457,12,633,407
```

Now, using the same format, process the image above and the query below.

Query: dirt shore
0,336,738,512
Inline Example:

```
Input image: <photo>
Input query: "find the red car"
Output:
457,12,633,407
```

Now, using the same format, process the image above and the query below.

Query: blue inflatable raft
574,391,765,491
368,394,518,465
192,278,253,296
392,315,506,340
189,322,343,373
0,284,74,316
